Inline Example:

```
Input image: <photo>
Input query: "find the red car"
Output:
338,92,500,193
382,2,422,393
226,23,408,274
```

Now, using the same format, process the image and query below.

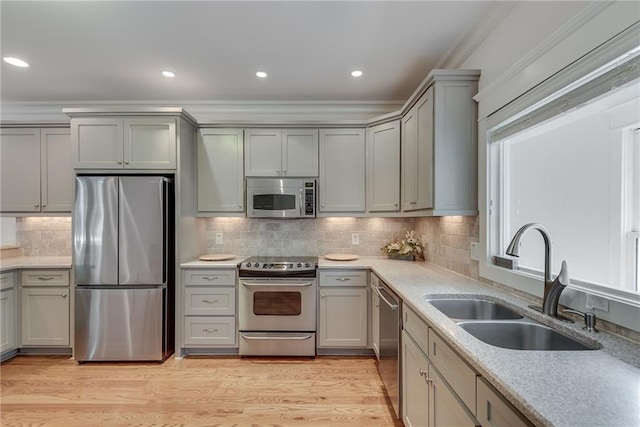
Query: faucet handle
556,260,570,286
562,308,599,332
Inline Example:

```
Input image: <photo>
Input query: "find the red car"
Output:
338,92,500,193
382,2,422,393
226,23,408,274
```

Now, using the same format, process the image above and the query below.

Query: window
486,44,640,305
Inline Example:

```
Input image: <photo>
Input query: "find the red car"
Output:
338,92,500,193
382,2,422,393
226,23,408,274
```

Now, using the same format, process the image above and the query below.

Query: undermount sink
458,321,598,351
426,298,523,320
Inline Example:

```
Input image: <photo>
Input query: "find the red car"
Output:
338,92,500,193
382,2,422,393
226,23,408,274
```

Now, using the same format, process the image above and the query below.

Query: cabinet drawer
184,287,235,316
403,305,428,354
477,378,533,427
319,270,367,287
183,316,236,346
20,270,70,287
184,269,236,287
429,328,479,415
0,271,16,290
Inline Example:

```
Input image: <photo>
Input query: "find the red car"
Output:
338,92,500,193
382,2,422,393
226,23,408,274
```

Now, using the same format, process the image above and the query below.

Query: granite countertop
180,256,249,269
0,256,72,271
320,257,640,427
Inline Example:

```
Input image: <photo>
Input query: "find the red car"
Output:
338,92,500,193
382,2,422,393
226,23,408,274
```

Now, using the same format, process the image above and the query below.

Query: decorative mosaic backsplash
15,217,72,257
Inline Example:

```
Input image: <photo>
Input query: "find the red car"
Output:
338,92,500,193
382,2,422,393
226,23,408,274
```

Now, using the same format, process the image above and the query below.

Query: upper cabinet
367,121,400,212
71,117,177,169
0,128,73,213
245,128,318,177
319,129,366,214
401,71,479,216
197,128,244,214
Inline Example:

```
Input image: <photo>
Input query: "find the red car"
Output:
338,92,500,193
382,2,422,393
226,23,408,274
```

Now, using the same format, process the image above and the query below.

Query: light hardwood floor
1,355,404,427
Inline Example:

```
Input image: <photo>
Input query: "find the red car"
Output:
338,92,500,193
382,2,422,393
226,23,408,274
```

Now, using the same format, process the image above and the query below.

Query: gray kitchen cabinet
477,377,533,427
430,365,479,427
367,121,400,212
0,272,17,356
245,128,318,177
182,268,237,348
401,71,479,215
402,329,429,427
0,128,72,213
20,269,70,347
318,270,368,348
318,129,366,214
370,274,381,359
197,128,244,214
71,117,176,169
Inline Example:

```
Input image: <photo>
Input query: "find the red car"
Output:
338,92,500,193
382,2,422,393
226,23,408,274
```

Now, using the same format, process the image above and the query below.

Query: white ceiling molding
472,1,613,113
436,2,517,70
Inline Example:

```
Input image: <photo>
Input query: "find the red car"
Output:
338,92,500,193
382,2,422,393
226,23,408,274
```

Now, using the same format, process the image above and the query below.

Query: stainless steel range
238,256,318,356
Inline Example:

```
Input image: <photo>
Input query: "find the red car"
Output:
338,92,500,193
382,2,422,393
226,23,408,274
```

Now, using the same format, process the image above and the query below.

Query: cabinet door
0,128,41,212
477,378,533,427
71,118,124,168
244,129,282,176
367,121,400,212
401,107,418,211
41,128,73,212
21,287,70,346
402,330,429,427
414,87,434,210
197,129,244,212
282,129,318,177
0,288,16,353
429,366,479,427
319,129,365,213
124,117,176,169
318,287,367,347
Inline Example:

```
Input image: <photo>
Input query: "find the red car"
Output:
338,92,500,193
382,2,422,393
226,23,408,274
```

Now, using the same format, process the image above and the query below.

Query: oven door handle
374,285,399,310
240,333,313,340
241,281,314,287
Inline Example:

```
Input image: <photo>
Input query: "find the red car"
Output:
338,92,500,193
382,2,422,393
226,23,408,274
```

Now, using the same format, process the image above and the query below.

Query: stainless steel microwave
246,178,316,218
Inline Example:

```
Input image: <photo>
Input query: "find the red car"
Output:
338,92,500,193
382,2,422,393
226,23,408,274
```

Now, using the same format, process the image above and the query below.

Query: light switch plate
586,294,609,312
215,232,223,245
352,233,360,245
470,242,480,261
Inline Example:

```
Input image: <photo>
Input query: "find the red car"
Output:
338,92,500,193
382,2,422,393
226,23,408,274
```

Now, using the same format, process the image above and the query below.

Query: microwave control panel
304,183,315,216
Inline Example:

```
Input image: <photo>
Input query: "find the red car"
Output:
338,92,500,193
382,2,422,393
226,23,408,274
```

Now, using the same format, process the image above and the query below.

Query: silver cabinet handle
202,328,218,333
321,293,326,298
42,204,47,208
117,160,123,164
34,203,39,208
125,161,129,165
202,299,219,304
276,169,280,175
38,276,54,281
61,293,68,298
394,202,398,207
282,169,287,175
335,277,351,282
203,276,218,281
419,369,432,384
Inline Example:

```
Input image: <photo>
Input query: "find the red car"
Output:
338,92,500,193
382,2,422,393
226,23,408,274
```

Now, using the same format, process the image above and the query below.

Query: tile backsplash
16,217,72,257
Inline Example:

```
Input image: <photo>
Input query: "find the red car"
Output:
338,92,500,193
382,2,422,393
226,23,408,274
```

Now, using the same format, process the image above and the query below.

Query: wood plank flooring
1,355,404,427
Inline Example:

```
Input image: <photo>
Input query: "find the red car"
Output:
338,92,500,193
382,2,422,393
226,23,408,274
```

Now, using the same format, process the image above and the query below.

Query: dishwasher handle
374,285,399,310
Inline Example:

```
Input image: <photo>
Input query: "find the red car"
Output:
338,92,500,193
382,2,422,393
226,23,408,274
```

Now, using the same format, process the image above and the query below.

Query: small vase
388,254,414,261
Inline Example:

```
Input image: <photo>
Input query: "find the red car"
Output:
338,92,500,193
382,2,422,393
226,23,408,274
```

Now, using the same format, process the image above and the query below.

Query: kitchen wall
14,217,72,257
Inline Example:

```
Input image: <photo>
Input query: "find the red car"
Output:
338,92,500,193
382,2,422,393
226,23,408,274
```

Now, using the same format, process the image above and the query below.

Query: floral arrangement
381,230,424,260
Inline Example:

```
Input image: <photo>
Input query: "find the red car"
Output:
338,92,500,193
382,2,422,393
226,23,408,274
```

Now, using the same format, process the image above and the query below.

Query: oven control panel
239,256,318,276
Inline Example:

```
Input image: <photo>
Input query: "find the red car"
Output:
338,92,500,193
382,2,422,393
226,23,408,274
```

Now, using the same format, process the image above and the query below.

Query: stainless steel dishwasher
373,279,401,419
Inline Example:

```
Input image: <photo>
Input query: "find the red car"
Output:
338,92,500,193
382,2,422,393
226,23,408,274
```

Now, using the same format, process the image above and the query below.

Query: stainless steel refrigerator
73,176,174,362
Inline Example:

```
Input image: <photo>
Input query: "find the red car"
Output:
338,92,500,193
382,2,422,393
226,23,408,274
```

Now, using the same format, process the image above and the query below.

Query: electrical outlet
586,294,609,312
352,233,360,245
215,232,223,245
470,242,480,261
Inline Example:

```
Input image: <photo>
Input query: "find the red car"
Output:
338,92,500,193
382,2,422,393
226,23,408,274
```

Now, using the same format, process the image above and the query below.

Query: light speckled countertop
320,257,640,427
0,256,72,271
180,256,249,269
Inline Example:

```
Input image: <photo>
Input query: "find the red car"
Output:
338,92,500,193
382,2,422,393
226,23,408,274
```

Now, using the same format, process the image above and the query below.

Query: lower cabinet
0,272,17,355
317,270,369,349
20,270,70,347
402,304,532,426
182,268,237,349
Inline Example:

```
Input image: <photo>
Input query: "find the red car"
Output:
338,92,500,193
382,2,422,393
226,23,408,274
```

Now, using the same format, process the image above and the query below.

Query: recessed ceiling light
162,70,176,78
3,57,29,68
256,71,267,78
351,70,363,77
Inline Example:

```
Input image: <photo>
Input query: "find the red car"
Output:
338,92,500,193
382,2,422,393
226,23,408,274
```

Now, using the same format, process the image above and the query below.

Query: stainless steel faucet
506,223,572,321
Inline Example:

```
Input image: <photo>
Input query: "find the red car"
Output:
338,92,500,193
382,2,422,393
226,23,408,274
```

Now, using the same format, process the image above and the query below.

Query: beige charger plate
324,253,359,261
199,254,236,261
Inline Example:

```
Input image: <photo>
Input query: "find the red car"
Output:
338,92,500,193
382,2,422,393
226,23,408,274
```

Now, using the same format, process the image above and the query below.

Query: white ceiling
0,1,500,104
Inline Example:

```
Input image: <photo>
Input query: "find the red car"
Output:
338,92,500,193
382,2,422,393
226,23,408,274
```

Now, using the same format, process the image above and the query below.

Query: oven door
239,278,316,331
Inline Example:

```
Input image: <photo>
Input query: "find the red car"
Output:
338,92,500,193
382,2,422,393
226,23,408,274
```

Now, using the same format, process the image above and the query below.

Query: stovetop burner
239,256,318,276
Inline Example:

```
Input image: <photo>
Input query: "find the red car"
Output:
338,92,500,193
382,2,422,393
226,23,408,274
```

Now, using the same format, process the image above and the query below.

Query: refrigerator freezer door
74,287,166,361
73,177,119,285
119,177,166,285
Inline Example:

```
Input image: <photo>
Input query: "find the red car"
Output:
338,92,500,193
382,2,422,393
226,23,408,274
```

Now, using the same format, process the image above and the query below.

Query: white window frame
479,23,640,309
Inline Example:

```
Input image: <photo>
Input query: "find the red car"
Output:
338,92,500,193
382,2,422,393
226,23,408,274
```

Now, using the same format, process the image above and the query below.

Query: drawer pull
203,276,219,281
202,328,219,333
38,276,54,281
419,368,432,384
202,299,219,304
335,277,351,282
61,293,68,298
